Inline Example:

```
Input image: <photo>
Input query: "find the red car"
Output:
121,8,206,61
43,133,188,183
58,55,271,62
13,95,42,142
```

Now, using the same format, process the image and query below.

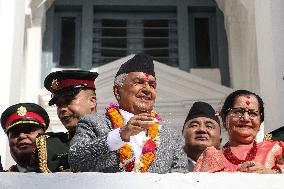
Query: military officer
1,103,50,172
32,70,98,172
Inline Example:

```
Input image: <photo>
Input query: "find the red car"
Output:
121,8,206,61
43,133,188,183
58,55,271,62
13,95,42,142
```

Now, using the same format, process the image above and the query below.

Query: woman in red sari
194,90,284,173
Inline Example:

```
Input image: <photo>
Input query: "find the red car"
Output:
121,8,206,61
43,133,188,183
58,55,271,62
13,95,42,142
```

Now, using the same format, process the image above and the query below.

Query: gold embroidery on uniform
36,135,51,173
263,134,272,140
6,121,41,133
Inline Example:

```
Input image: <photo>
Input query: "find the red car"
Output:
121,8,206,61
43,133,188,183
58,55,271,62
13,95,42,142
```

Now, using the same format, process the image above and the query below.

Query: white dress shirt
107,109,146,160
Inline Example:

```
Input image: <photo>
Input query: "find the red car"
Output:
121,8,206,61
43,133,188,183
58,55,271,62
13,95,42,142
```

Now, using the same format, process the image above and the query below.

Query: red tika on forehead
144,73,150,79
246,100,251,106
246,96,250,99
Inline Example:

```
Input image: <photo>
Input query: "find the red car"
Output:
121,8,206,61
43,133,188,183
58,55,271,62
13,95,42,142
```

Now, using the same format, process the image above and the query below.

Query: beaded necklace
106,103,160,172
223,141,257,165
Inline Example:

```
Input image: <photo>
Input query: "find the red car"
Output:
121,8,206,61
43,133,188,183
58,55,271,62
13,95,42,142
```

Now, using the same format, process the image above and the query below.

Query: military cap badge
51,79,59,92
17,106,27,116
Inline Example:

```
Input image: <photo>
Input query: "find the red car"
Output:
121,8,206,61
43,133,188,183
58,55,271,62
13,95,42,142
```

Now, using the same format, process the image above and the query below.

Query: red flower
142,139,156,154
125,160,135,172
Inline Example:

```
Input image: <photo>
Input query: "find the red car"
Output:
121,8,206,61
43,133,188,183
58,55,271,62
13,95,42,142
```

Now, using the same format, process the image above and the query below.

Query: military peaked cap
1,103,50,133
44,70,98,106
115,53,155,78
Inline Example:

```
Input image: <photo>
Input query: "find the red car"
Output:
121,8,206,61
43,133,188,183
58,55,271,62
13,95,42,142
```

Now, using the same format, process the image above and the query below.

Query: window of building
44,1,229,86
53,6,82,67
92,7,178,67
189,8,218,68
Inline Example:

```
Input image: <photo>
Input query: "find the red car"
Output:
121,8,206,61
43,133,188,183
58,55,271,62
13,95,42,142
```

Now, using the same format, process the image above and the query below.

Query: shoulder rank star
17,106,27,116
51,79,59,91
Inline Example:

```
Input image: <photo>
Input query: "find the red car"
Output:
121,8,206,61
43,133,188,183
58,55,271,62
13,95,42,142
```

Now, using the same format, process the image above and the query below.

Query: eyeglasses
228,107,260,120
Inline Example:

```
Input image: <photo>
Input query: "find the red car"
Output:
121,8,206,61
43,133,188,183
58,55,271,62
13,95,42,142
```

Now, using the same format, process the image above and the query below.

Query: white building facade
0,0,283,169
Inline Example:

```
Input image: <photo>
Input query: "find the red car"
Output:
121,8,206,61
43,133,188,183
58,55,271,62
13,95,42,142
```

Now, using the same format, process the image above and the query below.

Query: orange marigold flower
119,144,132,161
140,152,155,172
108,108,124,128
148,122,159,138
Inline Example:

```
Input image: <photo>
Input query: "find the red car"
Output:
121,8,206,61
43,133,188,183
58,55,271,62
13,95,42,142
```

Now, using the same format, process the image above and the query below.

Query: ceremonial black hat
183,101,220,132
44,70,98,106
1,103,50,133
115,53,155,78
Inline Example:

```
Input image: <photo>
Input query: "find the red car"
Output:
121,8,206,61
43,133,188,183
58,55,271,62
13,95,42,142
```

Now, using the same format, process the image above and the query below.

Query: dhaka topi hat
115,53,155,78
182,101,220,132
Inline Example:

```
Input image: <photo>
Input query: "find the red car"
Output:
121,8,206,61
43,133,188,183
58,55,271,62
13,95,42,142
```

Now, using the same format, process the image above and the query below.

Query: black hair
220,89,264,123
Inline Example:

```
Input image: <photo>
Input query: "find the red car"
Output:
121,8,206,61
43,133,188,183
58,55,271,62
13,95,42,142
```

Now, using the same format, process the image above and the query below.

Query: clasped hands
237,161,274,174
119,113,155,142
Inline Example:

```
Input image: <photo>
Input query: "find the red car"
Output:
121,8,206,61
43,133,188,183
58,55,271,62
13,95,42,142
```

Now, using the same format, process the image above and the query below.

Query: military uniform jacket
264,126,284,142
69,113,189,173
32,132,71,172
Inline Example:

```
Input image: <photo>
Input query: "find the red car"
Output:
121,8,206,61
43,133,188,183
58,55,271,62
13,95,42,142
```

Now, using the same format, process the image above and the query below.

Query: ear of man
90,95,97,108
113,85,121,101
85,89,97,111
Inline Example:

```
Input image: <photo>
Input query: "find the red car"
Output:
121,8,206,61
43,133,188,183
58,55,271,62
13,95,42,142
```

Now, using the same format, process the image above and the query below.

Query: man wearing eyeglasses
31,70,98,172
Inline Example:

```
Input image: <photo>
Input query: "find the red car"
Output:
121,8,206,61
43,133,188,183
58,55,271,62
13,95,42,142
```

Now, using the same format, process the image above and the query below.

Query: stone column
23,3,45,103
254,0,284,132
0,0,26,169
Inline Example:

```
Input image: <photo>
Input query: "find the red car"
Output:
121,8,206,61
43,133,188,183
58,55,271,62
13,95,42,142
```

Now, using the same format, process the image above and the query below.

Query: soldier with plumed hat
1,103,50,172
31,70,98,172
182,101,221,171
69,53,189,173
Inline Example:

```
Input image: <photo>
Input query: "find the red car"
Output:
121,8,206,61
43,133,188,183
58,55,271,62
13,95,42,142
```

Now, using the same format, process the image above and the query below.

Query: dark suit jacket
69,113,189,173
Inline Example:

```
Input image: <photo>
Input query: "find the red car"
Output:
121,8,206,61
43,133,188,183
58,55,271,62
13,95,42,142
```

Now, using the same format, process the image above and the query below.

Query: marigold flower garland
106,102,160,172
